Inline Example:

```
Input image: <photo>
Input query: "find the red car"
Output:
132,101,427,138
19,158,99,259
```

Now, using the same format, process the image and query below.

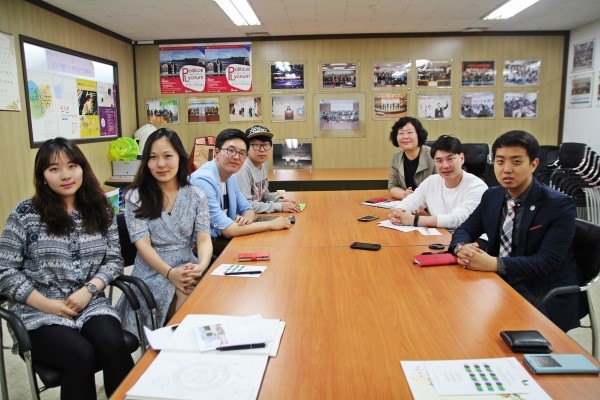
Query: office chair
534,218,600,359
462,143,490,180
0,276,147,400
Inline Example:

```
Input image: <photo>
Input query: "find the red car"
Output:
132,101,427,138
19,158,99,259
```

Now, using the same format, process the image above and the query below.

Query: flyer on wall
159,43,252,94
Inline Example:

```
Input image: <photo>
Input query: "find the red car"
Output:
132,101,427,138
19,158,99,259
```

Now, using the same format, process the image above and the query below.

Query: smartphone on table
358,215,379,222
350,242,381,251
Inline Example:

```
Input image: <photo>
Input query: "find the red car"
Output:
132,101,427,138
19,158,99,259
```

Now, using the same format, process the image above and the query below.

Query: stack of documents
126,314,285,400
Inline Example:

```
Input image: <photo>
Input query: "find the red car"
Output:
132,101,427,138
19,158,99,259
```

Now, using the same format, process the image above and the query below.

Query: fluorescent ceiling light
214,0,261,26
483,0,540,20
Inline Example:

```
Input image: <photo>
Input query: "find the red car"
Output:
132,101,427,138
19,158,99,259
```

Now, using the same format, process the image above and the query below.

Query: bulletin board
20,35,121,148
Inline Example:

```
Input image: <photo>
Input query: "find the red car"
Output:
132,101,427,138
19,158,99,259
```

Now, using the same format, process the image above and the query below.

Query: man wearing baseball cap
236,125,301,213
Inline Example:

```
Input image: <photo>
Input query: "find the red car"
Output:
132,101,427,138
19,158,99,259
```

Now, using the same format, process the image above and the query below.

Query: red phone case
365,197,388,204
238,252,270,261
413,253,458,267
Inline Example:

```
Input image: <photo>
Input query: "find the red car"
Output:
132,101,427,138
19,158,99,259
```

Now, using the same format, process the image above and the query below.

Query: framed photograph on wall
416,92,452,119
416,59,451,87
271,94,306,122
372,60,410,89
186,97,220,123
460,92,494,118
272,139,313,169
572,39,595,73
314,92,365,138
228,95,263,123
145,98,180,124
320,61,358,90
461,61,495,87
568,74,593,108
268,61,306,92
372,92,408,120
503,60,540,86
503,92,538,118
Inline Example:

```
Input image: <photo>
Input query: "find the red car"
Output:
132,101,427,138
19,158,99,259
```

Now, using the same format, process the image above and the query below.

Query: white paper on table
143,325,178,350
166,314,284,357
418,227,442,236
378,219,419,232
211,263,267,278
194,315,272,351
400,358,550,400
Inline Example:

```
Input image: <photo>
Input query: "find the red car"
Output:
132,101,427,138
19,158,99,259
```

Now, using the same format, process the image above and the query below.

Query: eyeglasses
220,147,248,159
250,142,272,151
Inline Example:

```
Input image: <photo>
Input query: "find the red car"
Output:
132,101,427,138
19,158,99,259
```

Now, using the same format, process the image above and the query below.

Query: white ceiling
37,0,600,42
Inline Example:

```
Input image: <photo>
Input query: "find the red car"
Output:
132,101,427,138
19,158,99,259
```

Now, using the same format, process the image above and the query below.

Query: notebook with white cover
126,314,285,400
126,351,268,400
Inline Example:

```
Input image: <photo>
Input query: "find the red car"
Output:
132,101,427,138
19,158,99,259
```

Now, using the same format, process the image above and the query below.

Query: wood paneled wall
0,0,566,224
0,0,136,223
135,34,566,169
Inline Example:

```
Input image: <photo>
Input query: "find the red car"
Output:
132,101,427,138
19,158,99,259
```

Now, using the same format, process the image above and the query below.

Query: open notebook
126,314,285,400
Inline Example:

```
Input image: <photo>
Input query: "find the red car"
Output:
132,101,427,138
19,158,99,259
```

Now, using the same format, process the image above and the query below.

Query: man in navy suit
450,130,581,332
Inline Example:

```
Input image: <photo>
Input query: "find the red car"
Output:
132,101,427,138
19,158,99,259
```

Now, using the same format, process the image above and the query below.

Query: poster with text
159,43,252,93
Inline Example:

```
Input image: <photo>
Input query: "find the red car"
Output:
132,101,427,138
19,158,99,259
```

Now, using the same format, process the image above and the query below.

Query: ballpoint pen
217,343,266,351
224,270,262,275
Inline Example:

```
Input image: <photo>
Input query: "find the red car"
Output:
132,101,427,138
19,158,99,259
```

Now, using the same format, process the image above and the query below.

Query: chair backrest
538,145,559,166
573,218,600,283
557,142,588,169
116,212,137,266
462,143,490,178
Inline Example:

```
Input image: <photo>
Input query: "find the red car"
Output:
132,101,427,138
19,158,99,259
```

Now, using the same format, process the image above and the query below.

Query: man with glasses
388,135,487,229
237,125,302,213
190,128,292,254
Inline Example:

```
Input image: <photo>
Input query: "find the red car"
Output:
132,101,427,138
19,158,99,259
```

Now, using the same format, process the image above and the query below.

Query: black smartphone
429,243,445,250
350,242,381,251
358,215,379,222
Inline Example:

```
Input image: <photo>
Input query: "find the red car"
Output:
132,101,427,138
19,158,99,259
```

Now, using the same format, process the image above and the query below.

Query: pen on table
224,270,262,275
170,324,179,331
217,343,266,351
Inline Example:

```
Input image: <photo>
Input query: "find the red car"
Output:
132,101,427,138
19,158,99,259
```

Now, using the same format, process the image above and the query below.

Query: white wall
563,19,600,152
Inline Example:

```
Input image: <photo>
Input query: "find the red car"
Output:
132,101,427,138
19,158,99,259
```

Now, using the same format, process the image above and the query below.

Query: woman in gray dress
115,128,212,333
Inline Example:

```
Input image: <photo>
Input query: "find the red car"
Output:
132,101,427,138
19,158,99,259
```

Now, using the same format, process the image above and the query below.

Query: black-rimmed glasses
250,143,272,151
220,147,248,159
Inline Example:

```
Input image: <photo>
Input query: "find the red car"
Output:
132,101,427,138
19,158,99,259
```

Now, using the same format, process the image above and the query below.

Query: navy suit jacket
451,179,581,331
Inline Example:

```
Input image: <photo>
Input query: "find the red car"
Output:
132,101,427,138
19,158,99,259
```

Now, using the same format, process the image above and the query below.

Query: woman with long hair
115,128,212,330
0,137,133,399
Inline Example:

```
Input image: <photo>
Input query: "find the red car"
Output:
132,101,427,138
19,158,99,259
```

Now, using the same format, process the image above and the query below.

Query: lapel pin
530,205,535,211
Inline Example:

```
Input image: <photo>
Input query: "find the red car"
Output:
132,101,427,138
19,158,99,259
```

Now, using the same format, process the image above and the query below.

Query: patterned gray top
115,185,210,334
0,199,123,344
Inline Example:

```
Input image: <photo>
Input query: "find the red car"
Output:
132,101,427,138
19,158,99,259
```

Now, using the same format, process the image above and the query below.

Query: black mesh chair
462,143,490,180
116,212,158,332
0,276,145,399
534,219,600,359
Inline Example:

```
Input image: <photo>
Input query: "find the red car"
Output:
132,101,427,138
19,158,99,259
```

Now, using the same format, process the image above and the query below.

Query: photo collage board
150,44,544,139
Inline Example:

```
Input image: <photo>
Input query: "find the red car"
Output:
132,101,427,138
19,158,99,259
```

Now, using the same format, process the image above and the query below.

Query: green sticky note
298,203,306,211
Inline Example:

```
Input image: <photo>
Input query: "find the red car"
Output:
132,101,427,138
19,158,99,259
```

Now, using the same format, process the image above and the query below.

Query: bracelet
166,267,174,280
413,214,420,227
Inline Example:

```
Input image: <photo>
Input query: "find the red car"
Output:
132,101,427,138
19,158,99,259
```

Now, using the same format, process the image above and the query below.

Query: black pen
217,343,266,351
224,270,262,275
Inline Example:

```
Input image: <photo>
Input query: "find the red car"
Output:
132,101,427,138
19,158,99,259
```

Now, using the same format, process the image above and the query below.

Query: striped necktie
499,198,516,257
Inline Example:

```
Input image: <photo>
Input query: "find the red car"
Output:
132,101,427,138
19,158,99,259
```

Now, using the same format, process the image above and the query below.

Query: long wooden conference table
112,190,600,399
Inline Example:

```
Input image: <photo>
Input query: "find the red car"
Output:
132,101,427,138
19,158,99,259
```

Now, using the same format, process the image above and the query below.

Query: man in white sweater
236,125,302,213
389,135,487,229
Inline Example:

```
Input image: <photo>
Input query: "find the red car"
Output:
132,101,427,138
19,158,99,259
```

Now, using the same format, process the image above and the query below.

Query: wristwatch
84,282,98,295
